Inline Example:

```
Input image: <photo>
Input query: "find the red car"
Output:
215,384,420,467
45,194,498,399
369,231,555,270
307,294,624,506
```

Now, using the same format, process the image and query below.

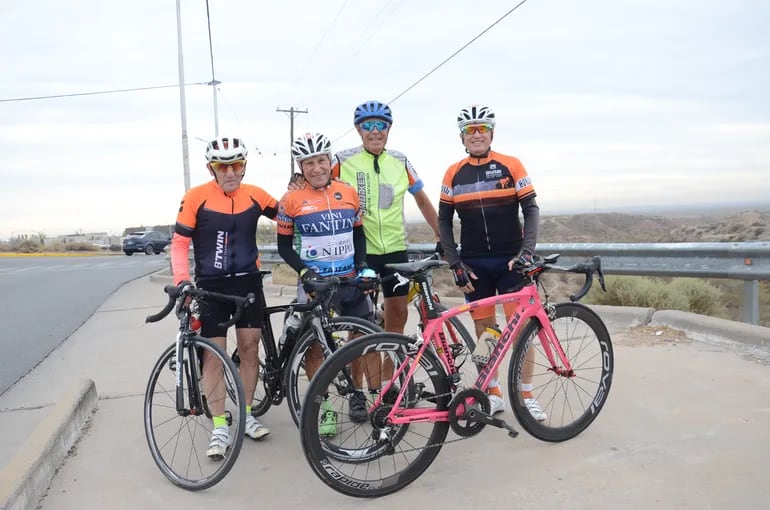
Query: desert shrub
669,278,721,315
585,275,722,314
16,239,43,253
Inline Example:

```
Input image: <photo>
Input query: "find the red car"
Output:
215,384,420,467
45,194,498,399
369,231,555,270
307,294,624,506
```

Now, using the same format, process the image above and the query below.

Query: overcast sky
1,0,769,239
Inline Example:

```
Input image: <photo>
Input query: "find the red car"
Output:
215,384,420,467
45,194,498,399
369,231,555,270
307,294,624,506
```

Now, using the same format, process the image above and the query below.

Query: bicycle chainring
448,388,490,437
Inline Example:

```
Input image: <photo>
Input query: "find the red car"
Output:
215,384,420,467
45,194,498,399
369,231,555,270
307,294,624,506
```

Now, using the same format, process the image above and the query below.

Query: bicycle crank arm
466,409,519,438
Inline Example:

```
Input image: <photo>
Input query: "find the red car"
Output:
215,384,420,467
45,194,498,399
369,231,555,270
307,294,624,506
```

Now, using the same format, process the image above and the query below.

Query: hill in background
407,209,770,244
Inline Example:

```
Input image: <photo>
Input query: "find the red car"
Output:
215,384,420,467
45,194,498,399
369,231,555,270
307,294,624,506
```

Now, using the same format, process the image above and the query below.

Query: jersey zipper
373,154,386,252
476,164,492,252
321,186,337,274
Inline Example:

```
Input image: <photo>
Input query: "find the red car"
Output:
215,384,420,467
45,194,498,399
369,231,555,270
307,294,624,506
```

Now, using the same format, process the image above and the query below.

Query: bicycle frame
380,283,571,425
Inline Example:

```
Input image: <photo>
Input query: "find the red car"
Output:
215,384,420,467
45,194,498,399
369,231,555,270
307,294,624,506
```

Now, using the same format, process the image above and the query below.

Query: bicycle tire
285,316,383,427
300,332,451,498
507,302,613,442
144,335,246,491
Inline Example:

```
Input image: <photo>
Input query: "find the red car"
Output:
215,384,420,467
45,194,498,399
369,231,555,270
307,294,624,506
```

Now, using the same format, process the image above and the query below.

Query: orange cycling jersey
277,181,362,277
438,151,536,260
172,180,278,282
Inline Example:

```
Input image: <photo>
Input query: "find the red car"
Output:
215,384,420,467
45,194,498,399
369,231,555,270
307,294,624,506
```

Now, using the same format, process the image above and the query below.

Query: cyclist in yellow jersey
290,101,442,397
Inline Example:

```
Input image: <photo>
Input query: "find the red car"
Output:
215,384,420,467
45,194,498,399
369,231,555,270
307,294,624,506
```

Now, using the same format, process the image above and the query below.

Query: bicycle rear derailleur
448,389,519,439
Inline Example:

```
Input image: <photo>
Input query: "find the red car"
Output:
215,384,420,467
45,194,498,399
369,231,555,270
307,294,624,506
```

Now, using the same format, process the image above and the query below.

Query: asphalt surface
1,271,769,509
0,255,168,394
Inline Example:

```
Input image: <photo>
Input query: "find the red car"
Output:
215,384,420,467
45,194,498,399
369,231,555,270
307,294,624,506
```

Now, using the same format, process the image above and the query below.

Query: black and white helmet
205,136,248,162
291,132,332,163
456,104,496,129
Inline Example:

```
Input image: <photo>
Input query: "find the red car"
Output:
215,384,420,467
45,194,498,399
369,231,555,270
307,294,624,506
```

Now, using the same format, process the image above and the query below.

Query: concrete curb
651,310,770,348
0,379,97,510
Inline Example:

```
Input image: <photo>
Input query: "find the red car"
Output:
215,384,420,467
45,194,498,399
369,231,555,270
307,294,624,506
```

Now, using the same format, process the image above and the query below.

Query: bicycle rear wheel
144,336,246,491
507,302,613,442
285,316,383,427
300,332,451,498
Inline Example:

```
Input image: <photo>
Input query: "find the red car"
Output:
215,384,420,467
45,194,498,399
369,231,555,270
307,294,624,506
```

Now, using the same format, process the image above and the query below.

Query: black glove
450,262,471,287
300,267,320,284
513,249,535,268
434,240,444,256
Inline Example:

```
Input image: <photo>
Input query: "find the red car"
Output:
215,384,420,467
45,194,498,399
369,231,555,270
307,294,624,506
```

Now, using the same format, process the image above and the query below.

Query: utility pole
276,106,308,176
175,0,191,191
205,0,220,137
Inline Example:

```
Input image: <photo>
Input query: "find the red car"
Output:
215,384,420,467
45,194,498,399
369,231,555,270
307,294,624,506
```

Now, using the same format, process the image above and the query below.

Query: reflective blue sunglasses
359,120,390,132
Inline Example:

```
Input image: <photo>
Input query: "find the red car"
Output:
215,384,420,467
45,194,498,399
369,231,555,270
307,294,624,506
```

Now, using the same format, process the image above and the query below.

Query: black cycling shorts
197,273,264,338
366,251,409,298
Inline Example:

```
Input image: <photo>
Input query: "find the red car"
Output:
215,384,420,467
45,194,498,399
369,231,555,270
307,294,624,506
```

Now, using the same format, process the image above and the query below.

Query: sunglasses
210,160,245,172
460,124,493,135
359,120,390,132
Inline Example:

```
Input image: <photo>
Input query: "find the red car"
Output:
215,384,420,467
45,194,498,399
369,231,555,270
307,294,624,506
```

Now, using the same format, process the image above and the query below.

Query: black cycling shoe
348,390,368,423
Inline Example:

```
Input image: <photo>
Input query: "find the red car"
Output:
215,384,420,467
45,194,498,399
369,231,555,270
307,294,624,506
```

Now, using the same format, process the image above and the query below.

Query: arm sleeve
438,165,460,265
170,233,192,285
353,225,367,268
438,202,460,265
277,233,305,274
520,196,540,254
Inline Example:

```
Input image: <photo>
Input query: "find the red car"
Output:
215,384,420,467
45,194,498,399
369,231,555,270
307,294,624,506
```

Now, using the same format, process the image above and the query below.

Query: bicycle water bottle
471,326,501,365
279,313,301,351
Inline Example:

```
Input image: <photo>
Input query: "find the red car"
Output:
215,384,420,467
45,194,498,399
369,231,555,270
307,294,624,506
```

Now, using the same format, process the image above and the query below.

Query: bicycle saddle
384,259,446,277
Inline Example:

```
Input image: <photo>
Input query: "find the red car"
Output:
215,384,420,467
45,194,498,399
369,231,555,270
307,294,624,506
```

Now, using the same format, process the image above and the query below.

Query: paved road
0,255,168,394
4,275,765,509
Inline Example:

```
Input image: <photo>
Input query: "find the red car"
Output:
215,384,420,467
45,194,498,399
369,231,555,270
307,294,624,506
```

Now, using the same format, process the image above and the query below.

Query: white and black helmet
205,136,248,162
456,104,496,129
291,132,332,163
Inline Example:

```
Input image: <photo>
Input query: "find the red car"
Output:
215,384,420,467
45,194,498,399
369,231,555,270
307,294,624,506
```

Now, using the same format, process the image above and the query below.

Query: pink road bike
299,254,613,497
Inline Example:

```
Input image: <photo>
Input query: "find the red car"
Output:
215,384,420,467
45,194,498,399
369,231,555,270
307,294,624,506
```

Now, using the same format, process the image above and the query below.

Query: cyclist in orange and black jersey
438,149,538,260
438,105,544,420
170,136,279,458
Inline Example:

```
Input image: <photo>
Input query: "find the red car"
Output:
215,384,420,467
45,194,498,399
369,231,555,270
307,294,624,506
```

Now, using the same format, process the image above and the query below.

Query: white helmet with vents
291,132,332,163
205,136,248,162
456,104,496,129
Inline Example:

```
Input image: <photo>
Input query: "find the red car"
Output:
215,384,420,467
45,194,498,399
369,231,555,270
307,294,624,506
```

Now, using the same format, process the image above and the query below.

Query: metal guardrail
255,241,770,325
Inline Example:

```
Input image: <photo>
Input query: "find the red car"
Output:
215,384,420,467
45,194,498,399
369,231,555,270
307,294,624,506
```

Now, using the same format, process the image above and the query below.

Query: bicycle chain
370,387,481,455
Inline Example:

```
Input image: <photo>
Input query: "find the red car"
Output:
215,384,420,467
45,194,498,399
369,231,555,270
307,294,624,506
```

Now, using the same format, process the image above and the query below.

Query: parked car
122,231,171,256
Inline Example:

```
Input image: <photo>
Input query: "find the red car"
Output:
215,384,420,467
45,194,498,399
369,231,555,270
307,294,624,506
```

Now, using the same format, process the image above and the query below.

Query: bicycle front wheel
144,335,246,491
285,316,383,427
507,302,613,442
300,332,451,498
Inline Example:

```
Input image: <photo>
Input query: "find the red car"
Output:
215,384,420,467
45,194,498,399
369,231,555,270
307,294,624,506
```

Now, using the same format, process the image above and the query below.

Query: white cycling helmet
205,136,248,162
456,104,496,129
291,132,332,163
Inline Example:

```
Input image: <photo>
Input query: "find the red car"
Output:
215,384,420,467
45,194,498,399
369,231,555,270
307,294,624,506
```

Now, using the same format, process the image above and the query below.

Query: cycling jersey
276,180,363,277
438,151,537,261
172,180,278,282
333,146,423,255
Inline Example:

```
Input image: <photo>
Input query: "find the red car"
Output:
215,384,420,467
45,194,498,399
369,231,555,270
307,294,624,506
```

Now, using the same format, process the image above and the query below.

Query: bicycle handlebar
292,275,380,313
537,255,606,302
145,283,257,329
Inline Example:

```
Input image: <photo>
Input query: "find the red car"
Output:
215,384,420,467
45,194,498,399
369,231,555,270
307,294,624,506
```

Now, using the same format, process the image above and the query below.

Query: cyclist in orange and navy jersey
438,105,546,421
170,136,279,459
278,132,378,431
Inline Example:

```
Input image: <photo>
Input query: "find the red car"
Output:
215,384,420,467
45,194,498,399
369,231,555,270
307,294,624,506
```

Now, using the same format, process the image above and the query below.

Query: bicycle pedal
468,409,519,437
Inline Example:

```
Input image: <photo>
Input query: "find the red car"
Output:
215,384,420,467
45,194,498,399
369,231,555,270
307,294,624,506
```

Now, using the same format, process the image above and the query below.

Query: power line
0,82,209,103
387,0,529,105
330,0,530,144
